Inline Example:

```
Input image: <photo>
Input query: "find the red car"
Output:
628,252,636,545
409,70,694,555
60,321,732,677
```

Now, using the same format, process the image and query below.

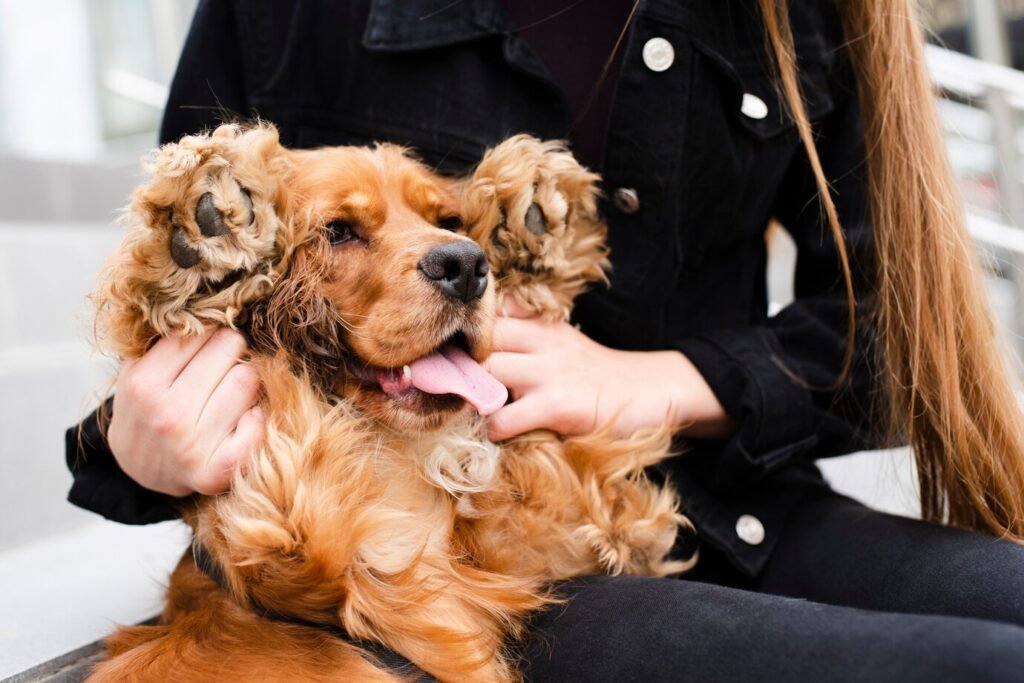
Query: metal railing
926,43,1024,347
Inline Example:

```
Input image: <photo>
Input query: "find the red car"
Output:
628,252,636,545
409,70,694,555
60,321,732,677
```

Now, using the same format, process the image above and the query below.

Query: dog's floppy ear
247,234,345,392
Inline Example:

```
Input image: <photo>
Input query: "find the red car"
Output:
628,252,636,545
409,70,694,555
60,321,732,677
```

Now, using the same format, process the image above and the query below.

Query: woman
68,0,1024,679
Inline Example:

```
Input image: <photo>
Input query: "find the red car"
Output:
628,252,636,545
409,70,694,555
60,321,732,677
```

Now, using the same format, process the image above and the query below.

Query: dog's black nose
419,241,488,303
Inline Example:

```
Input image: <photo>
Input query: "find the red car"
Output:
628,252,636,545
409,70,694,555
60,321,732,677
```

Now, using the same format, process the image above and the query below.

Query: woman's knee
895,618,1024,683
521,575,1024,683
763,492,1024,628
521,575,712,682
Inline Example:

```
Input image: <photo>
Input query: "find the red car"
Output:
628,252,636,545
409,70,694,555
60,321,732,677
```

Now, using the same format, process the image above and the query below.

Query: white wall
0,0,103,161
0,221,123,549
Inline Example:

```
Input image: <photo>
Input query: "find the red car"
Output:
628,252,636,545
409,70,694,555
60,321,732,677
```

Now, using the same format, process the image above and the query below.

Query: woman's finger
486,394,549,441
132,333,210,388
485,348,544,385
192,406,264,495
500,295,536,319
173,329,249,417
196,362,262,447
491,316,551,353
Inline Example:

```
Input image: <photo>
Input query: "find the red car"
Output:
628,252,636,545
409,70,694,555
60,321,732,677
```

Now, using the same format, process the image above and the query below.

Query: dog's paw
574,504,693,578
168,176,256,270
136,123,288,285
105,123,293,347
461,135,609,321
95,124,293,357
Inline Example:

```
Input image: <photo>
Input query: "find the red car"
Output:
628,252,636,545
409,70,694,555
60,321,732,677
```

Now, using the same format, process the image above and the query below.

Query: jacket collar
363,0,555,89
363,0,513,52
363,0,716,53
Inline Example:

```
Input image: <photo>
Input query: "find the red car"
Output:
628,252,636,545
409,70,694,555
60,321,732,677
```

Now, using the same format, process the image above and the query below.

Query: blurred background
0,2,198,677
0,0,195,547
1,0,1024,678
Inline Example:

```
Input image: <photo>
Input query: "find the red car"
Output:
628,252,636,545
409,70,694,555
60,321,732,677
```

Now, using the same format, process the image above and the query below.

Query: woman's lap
361,487,1024,681
522,489,1024,682
755,486,1024,626
522,575,1024,682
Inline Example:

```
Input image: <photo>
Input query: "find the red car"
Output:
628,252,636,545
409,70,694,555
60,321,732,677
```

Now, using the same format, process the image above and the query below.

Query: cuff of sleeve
65,400,184,525
66,464,184,525
675,328,820,490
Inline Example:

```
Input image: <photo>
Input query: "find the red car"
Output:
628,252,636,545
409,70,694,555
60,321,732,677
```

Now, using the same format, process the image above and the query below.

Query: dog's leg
86,556,403,683
460,436,605,580
342,562,549,683
460,136,693,579
561,429,696,577
464,433,692,580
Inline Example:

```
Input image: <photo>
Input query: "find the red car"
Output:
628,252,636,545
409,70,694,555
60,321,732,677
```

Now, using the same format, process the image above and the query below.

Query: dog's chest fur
355,418,498,573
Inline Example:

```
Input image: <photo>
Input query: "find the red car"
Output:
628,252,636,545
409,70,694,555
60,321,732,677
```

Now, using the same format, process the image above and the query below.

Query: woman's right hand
107,329,265,497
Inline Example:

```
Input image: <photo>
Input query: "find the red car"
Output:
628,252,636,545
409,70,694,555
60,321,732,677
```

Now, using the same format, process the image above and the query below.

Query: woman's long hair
758,0,1024,539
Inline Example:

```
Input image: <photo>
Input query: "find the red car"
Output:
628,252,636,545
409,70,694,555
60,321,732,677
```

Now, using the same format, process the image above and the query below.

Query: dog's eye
438,215,463,232
327,220,359,245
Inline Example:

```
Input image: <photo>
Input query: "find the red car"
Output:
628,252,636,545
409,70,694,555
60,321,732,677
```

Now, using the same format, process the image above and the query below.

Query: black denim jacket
67,0,881,576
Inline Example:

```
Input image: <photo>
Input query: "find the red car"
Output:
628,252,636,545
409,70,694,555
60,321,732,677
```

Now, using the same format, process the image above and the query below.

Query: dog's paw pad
168,181,257,270
195,192,231,237
170,226,202,269
523,201,546,235
195,188,255,238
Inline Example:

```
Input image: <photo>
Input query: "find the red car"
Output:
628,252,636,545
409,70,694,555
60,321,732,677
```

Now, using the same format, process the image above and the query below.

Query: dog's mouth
348,332,508,416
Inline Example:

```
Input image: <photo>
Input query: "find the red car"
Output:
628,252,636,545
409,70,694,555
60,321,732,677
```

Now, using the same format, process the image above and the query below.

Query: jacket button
736,514,765,546
612,187,640,214
642,37,675,72
741,93,769,120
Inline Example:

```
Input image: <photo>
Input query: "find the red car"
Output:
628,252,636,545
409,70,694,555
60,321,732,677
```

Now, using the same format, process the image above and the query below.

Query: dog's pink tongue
409,345,508,416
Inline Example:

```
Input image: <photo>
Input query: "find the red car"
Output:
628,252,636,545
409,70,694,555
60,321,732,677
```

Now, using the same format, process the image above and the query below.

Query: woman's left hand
484,307,737,442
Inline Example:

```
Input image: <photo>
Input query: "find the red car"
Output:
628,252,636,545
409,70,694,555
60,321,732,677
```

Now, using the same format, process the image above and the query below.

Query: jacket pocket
676,40,836,263
692,40,836,140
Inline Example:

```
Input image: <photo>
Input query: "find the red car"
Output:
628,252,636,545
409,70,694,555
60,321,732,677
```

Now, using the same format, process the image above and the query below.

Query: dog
86,123,693,682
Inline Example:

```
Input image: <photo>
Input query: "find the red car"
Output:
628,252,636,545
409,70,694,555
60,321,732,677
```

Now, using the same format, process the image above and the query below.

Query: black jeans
521,487,1024,682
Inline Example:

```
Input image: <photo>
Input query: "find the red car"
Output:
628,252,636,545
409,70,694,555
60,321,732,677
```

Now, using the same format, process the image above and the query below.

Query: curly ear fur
246,230,346,394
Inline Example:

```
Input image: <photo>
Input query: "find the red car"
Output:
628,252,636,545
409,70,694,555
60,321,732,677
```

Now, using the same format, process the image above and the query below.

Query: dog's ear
247,235,345,392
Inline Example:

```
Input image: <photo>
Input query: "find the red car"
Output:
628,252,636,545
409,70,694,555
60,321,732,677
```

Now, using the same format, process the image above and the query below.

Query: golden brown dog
87,124,691,682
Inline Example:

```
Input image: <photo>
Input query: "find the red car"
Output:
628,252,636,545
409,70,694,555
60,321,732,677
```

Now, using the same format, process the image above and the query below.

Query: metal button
741,93,769,120
612,187,640,214
736,514,765,546
642,37,675,72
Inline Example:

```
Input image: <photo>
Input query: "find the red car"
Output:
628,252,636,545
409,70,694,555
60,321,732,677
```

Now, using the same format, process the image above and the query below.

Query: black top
501,0,636,169
66,0,880,577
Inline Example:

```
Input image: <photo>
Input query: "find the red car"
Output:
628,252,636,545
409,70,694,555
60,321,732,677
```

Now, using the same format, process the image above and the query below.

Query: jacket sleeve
674,54,882,491
66,399,186,524
65,0,246,523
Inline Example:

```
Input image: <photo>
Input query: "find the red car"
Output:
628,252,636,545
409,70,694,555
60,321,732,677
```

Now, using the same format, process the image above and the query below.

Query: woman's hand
484,307,737,442
107,329,265,497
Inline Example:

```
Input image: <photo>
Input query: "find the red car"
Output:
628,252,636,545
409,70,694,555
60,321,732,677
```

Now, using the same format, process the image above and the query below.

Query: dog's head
250,144,507,432
99,128,610,435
